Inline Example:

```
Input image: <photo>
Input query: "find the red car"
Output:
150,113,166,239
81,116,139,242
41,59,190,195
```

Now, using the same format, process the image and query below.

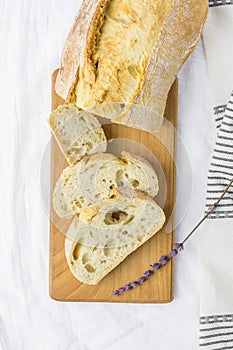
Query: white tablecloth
0,1,216,349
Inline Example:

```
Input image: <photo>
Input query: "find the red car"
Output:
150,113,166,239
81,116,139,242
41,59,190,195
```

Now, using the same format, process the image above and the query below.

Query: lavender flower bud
113,290,120,296
159,256,169,266
130,282,138,288
124,284,131,291
150,262,161,271
118,287,125,295
174,243,184,251
169,249,178,257
138,276,147,285
144,270,153,278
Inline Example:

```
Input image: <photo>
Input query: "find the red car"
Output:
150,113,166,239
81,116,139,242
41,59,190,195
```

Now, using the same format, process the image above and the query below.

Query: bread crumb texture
65,192,165,284
53,152,159,218
49,104,107,164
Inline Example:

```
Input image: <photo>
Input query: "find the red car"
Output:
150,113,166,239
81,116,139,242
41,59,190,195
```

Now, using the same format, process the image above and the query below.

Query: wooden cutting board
50,69,177,303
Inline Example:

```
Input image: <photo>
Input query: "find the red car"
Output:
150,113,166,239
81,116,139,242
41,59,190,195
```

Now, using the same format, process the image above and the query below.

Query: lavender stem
113,178,233,296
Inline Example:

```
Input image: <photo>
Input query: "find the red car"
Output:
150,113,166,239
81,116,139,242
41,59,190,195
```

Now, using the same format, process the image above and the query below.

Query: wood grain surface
50,69,178,303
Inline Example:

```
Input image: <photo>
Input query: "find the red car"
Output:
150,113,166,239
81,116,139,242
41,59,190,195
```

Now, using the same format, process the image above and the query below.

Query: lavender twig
113,178,233,296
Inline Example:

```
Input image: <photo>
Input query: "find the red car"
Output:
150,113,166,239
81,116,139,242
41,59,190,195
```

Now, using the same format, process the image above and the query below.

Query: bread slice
55,0,208,132
54,153,117,217
53,152,159,217
48,104,107,165
96,151,159,198
53,177,73,218
65,190,165,284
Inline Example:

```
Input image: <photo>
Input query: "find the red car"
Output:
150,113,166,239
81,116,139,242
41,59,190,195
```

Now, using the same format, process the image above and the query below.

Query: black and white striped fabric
213,105,226,130
200,2,233,349
206,94,233,219
209,0,233,7
200,315,233,348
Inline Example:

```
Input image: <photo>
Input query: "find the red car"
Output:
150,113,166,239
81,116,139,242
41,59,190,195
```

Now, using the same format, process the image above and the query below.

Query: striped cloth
206,94,233,219
199,1,233,348
200,315,233,349
209,0,233,7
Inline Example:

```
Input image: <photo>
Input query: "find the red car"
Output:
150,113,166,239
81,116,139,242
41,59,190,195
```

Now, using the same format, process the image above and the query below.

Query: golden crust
56,0,208,131
132,0,208,113
112,0,208,130
55,0,109,101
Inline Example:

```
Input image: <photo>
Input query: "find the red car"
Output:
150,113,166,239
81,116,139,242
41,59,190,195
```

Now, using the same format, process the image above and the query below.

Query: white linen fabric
0,1,216,349
200,2,233,349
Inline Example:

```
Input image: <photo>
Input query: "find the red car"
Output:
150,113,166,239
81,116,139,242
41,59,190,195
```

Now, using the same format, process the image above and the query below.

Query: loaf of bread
48,104,107,164
55,0,208,132
53,152,159,218
65,190,165,284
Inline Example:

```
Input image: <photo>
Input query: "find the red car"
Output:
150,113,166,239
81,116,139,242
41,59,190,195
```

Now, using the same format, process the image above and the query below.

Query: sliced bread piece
53,177,73,218
95,151,159,198
53,153,117,217
48,104,107,165
53,152,159,217
65,190,165,284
